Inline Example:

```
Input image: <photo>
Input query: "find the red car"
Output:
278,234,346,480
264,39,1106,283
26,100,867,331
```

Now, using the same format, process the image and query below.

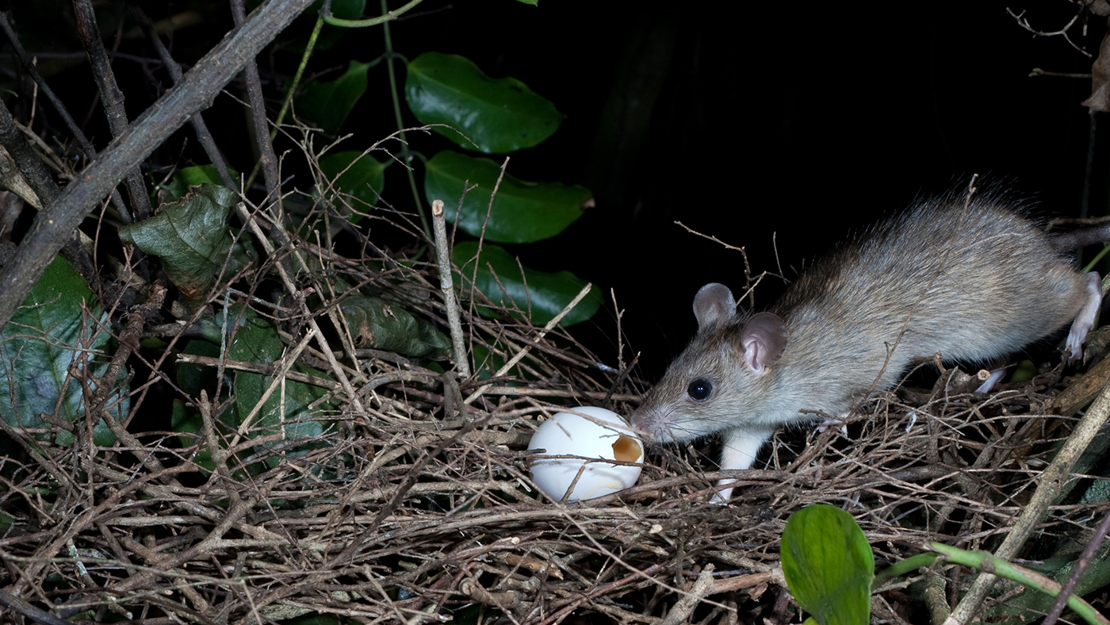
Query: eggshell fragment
527,406,643,502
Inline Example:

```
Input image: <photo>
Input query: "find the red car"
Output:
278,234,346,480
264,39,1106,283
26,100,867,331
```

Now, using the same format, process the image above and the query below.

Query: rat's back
772,192,1094,394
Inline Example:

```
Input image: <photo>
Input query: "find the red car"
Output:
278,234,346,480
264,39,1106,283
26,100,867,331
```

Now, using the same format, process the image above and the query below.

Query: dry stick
0,0,317,335
72,0,151,221
230,325,317,447
230,0,282,216
944,381,1110,624
0,13,128,216
463,282,595,406
230,0,299,288
0,95,96,285
1042,505,1110,625
662,564,717,625
176,352,341,390
480,386,641,402
431,199,470,378
130,6,236,190
235,202,366,414
0,95,59,206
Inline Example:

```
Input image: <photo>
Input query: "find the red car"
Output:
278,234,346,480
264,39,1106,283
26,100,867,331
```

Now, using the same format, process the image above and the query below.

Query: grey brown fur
630,189,1104,501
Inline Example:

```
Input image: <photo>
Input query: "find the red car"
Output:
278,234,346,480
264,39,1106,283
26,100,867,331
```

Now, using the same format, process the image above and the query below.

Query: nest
0,197,1107,625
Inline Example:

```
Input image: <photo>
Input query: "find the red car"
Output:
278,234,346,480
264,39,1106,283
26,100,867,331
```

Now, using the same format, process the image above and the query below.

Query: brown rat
630,187,1107,501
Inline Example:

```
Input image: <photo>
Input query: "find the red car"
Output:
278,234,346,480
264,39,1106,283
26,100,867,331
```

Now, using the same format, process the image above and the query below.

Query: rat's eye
687,378,713,401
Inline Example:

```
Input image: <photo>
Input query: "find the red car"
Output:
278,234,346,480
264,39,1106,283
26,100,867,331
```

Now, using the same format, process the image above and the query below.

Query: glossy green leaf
405,52,562,153
0,255,120,447
452,241,601,327
781,505,873,625
319,150,388,223
231,311,330,444
337,293,450,359
119,184,252,302
425,151,592,243
156,164,237,202
297,60,370,135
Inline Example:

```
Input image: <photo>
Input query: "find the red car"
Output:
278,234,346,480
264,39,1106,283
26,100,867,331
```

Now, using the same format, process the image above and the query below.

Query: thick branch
0,0,317,333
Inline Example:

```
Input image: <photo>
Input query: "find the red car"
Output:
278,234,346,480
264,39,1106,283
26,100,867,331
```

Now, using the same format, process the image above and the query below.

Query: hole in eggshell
611,435,641,462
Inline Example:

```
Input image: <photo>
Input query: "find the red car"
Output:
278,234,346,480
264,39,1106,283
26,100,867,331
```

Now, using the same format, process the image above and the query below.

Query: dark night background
3,0,1106,383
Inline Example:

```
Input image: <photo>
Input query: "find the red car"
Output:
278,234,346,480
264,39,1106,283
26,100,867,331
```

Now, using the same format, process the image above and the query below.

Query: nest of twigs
2,178,1109,625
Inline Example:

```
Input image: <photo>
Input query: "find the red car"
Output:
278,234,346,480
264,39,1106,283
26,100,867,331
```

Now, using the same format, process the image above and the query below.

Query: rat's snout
629,405,676,443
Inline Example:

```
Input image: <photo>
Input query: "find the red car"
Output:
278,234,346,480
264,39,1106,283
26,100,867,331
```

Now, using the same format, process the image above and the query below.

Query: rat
630,187,1108,502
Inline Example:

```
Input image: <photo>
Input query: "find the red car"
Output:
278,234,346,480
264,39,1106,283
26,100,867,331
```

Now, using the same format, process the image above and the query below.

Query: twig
0,0,317,334
944,378,1110,624
323,0,424,28
176,352,341,390
662,564,718,625
235,202,365,414
0,12,129,217
129,6,236,190
1042,505,1110,624
934,542,1110,625
230,326,317,447
72,0,150,221
431,199,470,378
463,282,594,405
479,386,640,402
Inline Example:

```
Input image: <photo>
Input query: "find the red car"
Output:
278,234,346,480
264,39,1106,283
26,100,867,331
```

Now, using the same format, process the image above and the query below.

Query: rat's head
630,283,787,442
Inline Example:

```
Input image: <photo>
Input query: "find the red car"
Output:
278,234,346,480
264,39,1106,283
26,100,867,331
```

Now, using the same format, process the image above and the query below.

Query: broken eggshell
527,406,643,502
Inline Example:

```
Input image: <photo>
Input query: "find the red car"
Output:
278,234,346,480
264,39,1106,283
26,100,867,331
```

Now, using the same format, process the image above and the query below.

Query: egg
527,406,643,502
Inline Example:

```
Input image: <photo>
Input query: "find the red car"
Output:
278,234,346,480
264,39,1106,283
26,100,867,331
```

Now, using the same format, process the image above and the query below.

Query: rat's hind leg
1066,272,1102,361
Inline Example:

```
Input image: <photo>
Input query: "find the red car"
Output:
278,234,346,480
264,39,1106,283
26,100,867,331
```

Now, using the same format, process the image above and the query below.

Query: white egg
527,406,643,502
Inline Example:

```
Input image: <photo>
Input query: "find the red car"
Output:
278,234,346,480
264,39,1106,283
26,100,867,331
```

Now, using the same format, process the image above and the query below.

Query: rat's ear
693,283,737,329
740,312,787,375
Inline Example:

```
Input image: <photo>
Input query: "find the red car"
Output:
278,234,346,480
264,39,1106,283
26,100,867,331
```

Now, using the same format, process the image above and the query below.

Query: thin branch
129,6,236,190
72,0,151,221
464,282,595,405
0,12,130,218
431,199,470,378
945,378,1110,623
0,0,317,334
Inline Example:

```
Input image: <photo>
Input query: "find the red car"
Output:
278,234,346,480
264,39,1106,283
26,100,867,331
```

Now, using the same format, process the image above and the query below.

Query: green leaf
337,293,450,359
155,164,237,202
0,255,120,447
119,184,252,303
231,311,330,445
319,150,388,223
297,60,370,135
405,52,562,153
781,504,873,625
425,151,592,243
452,241,601,327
